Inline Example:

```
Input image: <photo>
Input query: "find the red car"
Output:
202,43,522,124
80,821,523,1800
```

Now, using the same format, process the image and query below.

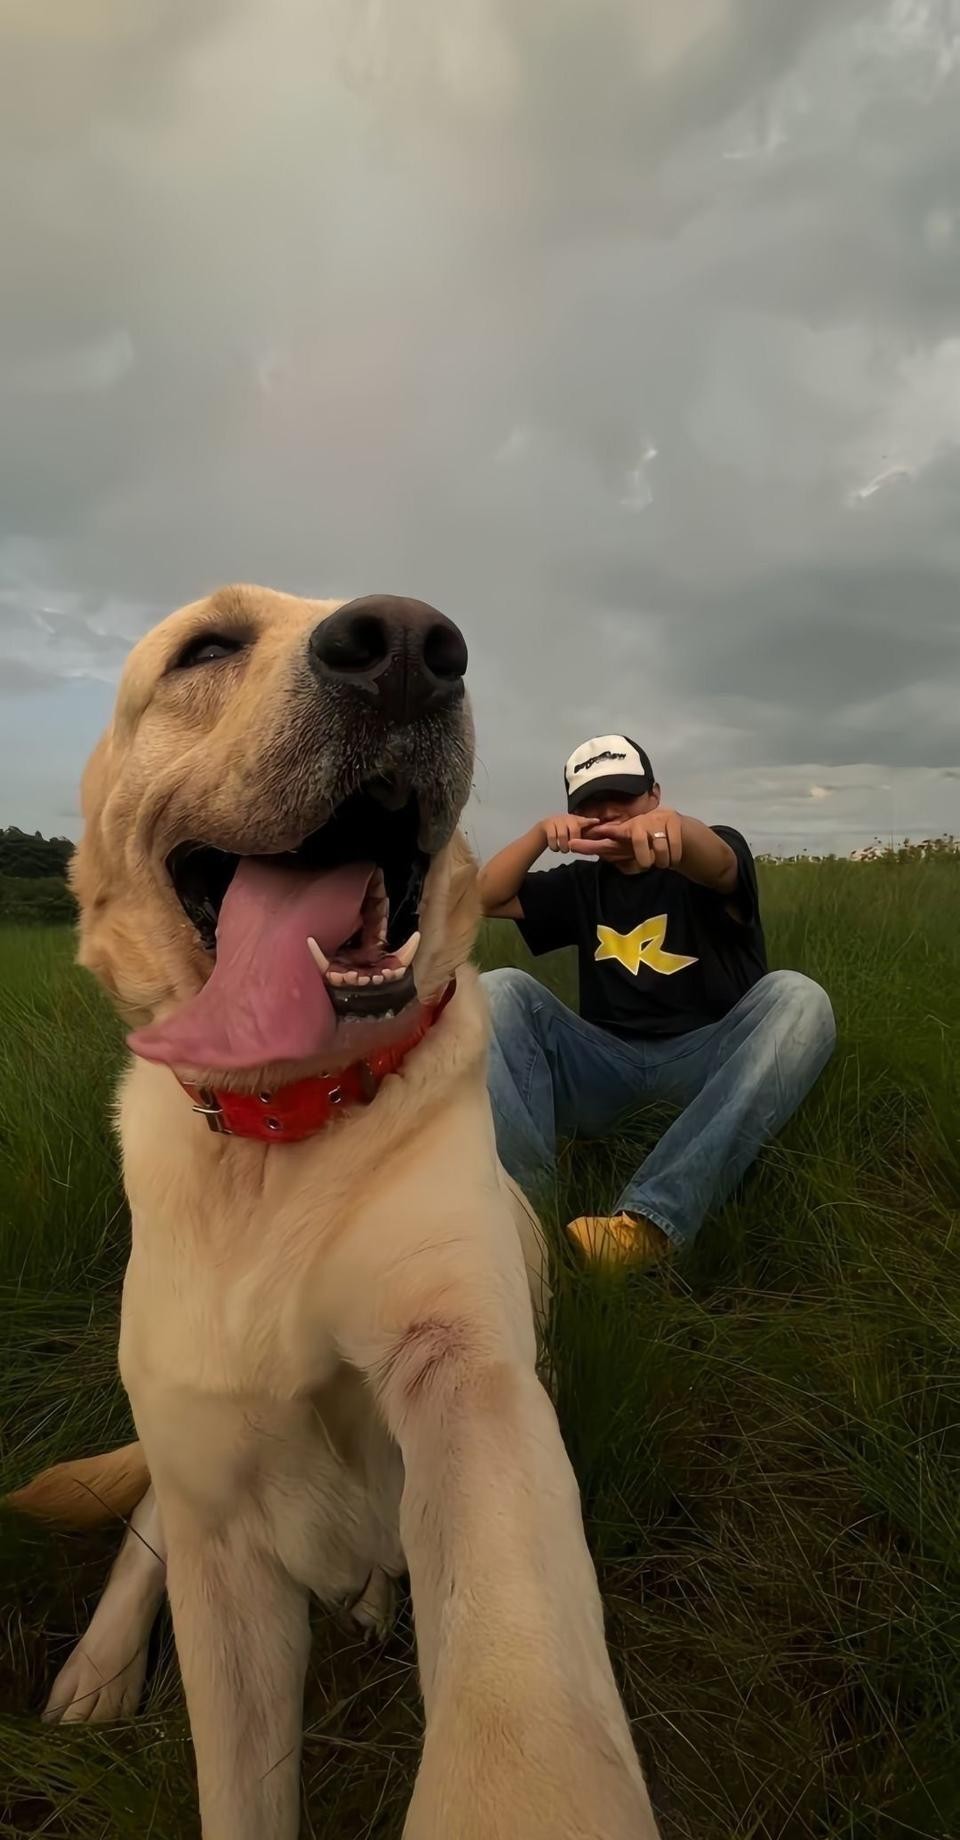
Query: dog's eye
174,634,245,670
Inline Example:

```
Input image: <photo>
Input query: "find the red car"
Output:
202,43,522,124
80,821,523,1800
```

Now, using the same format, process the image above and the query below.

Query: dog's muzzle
308,595,468,727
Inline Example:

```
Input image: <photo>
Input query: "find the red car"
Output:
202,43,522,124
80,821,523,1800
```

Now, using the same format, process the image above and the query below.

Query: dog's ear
69,731,114,977
68,728,170,1022
443,829,481,970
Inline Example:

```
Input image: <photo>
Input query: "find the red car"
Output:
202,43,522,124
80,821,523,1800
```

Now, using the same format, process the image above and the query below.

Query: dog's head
72,585,478,1088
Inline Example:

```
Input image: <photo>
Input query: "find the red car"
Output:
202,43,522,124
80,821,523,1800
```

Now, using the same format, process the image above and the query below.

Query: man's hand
541,814,597,854
570,809,738,895
569,809,684,871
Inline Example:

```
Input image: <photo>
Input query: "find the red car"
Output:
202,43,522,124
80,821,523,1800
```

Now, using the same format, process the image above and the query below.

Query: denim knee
481,966,542,1033
758,969,836,1052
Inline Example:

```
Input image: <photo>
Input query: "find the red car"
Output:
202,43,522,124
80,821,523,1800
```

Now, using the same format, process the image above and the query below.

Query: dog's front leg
163,1514,310,1840
359,1322,660,1840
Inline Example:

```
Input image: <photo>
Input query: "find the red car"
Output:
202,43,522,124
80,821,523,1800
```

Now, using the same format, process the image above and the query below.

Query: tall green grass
1,857,958,1837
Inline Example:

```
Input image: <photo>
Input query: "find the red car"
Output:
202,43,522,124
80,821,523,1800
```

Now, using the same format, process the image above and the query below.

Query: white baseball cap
564,734,655,813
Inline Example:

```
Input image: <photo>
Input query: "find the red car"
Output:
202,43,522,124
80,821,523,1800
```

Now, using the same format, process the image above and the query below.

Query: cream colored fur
10,587,660,1839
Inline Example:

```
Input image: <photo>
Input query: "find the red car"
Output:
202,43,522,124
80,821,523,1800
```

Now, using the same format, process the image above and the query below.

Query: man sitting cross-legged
480,734,836,1266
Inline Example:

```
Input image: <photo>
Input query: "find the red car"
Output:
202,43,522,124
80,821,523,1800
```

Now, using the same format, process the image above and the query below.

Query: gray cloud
1,657,69,693
1,0,958,857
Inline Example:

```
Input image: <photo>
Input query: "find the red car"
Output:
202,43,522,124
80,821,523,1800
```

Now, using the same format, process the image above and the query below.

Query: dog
10,587,660,1839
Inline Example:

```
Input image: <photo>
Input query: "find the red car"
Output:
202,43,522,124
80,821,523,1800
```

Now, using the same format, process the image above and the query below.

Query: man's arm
568,809,738,894
672,816,739,894
479,816,591,918
478,824,545,919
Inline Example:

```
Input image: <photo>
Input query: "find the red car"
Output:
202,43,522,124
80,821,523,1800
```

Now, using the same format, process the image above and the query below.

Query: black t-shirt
517,827,767,1040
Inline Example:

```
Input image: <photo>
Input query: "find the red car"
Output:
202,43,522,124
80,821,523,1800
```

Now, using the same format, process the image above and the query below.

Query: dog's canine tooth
306,937,330,976
300,895,416,994
395,931,421,969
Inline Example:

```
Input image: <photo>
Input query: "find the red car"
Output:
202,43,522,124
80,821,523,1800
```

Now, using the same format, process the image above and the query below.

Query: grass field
1,857,958,1839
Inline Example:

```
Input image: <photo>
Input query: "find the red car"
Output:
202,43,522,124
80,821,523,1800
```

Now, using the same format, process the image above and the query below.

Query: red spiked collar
176,980,456,1144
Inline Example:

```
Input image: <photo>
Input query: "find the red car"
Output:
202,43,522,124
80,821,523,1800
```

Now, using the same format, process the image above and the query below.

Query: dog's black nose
308,596,468,725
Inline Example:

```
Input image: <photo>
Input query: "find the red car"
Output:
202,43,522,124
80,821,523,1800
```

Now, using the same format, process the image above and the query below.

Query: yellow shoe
566,1211,671,1270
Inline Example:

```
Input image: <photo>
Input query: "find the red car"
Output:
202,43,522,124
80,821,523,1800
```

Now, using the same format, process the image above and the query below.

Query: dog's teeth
394,932,421,969
382,966,403,982
327,970,346,986
357,974,372,987
372,973,384,985
307,937,330,976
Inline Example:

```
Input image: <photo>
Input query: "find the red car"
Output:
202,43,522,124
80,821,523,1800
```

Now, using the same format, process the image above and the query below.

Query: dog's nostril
423,620,468,684
312,611,389,676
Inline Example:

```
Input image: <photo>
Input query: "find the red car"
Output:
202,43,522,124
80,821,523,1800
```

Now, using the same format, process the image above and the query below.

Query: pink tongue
129,859,374,1072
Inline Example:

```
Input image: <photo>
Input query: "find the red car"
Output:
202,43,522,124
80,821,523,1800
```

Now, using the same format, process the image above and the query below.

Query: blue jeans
482,969,836,1247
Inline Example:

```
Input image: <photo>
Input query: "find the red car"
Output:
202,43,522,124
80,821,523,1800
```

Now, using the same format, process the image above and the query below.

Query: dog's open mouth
128,788,432,1074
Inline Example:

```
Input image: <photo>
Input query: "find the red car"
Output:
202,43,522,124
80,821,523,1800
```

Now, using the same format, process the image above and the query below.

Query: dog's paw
348,1566,398,1644
42,1640,149,1725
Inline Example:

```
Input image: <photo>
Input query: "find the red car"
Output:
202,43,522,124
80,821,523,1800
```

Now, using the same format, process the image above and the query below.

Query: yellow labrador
11,587,659,1840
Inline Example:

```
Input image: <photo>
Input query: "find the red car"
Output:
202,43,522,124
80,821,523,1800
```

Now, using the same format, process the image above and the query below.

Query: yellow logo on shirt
595,916,698,978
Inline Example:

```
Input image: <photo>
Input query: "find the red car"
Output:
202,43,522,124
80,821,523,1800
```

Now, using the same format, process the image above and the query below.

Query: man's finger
649,831,670,869
568,837,621,856
632,830,653,869
666,814,683,863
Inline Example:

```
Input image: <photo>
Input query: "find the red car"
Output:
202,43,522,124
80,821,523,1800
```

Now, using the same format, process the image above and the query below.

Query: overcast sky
2,0,959,859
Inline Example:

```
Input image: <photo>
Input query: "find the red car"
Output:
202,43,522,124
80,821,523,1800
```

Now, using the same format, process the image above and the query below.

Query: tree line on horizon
0,826,76,924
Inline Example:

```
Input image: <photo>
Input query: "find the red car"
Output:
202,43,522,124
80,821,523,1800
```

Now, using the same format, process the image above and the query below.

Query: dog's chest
120,1226,404,1583
121,1214,334,1398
